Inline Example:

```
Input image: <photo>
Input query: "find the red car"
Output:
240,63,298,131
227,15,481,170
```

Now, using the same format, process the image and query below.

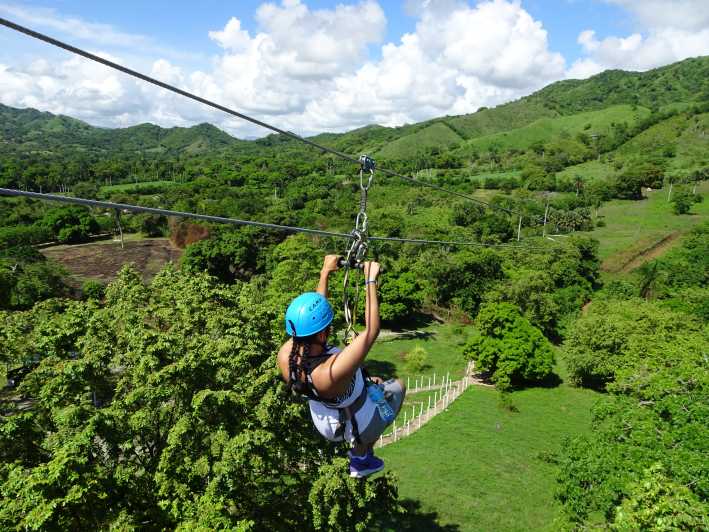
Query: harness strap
291,346,371,444
333,382,369,444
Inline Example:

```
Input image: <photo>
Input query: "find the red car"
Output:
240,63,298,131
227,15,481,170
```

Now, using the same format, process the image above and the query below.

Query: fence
377,360,484,448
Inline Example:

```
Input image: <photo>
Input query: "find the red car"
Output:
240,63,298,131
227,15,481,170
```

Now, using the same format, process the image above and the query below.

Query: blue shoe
348,449,384,478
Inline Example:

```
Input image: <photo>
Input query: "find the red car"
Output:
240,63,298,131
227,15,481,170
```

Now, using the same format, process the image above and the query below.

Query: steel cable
0,188,353,239
0,188,560,251
0,17,541,222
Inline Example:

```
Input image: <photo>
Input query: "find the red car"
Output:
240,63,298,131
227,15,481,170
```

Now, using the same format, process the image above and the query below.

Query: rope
0,17,539,222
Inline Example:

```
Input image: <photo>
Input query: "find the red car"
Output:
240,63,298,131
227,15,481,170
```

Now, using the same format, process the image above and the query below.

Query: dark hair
288,327,331,397
287,337,311,396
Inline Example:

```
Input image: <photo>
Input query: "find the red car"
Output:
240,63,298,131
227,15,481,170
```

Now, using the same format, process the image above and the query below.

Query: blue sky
5,0,633,63
1,1,707,136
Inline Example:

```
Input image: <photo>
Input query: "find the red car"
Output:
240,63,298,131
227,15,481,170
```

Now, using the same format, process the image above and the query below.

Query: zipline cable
0,188,558,250
369,235,555,250
0,17,540,222
0,188,353,240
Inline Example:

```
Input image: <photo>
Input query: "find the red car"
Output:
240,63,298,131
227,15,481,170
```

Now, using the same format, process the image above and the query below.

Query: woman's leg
355,378,407,448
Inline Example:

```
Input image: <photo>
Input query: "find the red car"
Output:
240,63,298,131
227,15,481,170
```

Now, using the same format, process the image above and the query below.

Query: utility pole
542,195,550,238
517,215,523,242
591,133,600,161
667,179,673,202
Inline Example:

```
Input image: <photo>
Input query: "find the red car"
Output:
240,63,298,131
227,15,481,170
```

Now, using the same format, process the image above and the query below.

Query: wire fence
377,361,491,448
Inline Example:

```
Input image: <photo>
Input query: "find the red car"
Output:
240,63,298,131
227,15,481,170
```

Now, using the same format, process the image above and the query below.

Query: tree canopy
0,267,399,530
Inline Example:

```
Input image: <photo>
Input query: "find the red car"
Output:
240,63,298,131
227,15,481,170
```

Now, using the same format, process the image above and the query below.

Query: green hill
375,122,464,159
1,55,708,173
459,104,650,154
0,104,243,157
314,56,709,158
524,56,709,114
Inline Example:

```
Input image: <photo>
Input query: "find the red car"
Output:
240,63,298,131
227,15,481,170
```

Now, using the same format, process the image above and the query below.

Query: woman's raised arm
325,261,380,385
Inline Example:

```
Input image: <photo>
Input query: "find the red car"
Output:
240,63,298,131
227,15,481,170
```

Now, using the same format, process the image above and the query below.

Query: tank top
306,345,376,442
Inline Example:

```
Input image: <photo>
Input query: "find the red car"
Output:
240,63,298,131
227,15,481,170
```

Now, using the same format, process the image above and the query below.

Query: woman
277,255,406,478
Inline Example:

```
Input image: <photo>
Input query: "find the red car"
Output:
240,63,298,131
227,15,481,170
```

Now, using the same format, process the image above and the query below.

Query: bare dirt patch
602,231,681,274
169,220,210,248
41,238,182,287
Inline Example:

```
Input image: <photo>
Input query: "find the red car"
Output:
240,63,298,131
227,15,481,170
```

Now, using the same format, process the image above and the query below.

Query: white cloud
299,0,565,129
568,0,709,78
0,0,568,136
0,2,150,48
0,0,565,136
609,0,709,32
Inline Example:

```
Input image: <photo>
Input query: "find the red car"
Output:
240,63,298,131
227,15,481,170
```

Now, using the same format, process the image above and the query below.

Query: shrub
40,206,99,244
671,189,694,214
404,345,428,373
611,464,709,531
81,280,105,301
556,300,708,527
463,302,554,390
0,226,52,248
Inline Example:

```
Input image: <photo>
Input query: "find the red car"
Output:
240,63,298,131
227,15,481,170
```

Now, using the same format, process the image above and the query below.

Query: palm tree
638,261,660,300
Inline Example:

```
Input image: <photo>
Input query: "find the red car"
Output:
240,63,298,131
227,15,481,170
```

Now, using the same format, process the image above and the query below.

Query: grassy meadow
362,321,599,531
375,363,598,531
465,104,649,153
366,322,473,383
589,180,709,270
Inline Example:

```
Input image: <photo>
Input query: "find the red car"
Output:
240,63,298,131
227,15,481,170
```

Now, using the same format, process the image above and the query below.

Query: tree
611,464,709,531
614,162,664,200
81,280,105,301
40,206,100,244
557,299,708,528
562,298,701,389
0,266,400,530
451,202,485,227
378,270,422,324
181,227,278,283
671,189,694,214
420,249,504,316
404,346,428,373
463,302,555,390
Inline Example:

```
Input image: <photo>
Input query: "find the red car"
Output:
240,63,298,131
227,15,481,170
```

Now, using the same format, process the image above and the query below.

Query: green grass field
376,123,464,160
463,105,649,153
362,323,599,531
377,378,598,531
589,181,709,269
99,180,178,194
556,158,618,183
366,322,472,384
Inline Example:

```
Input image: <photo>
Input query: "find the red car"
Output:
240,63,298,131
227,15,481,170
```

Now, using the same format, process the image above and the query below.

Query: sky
1,0,708,138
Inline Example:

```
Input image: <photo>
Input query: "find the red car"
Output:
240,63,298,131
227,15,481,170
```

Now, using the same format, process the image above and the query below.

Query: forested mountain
1,55,707,164
0,104,242,157
314,55,709,157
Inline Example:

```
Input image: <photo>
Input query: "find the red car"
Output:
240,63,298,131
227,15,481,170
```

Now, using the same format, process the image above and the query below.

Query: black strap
334,383,368,444
290,347,370,444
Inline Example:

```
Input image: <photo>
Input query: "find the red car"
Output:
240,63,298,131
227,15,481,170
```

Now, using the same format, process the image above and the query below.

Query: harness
290,346,369,444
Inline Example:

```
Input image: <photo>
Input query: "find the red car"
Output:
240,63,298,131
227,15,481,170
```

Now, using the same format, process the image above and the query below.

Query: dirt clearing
41,238,182,287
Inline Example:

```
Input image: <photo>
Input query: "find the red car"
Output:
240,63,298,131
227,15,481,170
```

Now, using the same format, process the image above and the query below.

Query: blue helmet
285,292,334,338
